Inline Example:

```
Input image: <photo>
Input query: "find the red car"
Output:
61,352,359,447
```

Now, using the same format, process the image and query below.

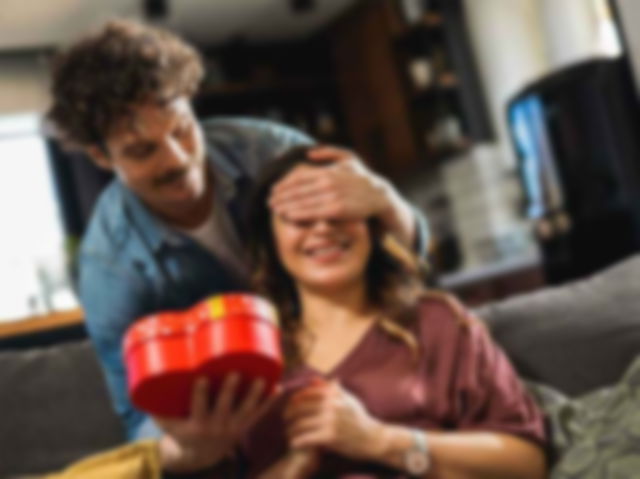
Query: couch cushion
475,254,640,397
0,339,125,477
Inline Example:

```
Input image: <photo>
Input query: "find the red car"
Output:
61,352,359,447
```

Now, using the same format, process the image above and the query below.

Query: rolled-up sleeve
453,317,547,446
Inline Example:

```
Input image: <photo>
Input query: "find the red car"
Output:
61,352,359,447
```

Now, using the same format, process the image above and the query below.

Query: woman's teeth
306,242,348,257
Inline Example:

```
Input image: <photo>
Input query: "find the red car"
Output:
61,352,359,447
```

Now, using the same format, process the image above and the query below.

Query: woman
157,146,547,478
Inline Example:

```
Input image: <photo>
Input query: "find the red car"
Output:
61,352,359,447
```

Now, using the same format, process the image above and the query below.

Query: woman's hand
284,379,382,461
155,373,277,473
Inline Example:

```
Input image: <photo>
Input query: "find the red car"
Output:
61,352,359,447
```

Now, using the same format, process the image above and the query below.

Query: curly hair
45,19,204,152
245,146,428,367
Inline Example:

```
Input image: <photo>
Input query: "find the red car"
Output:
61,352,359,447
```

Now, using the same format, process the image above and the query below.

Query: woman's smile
273,213,371,291
302,238,352,263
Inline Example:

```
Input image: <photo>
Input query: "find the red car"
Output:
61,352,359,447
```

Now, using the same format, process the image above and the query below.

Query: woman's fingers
235,378,265,419
211,373,240,422
283,396,325,425
289,428,328,450
284,381,331,424
189,377,210,423
245,385,282,430
288,382,329,405
286,413,326,442
163,374,282,442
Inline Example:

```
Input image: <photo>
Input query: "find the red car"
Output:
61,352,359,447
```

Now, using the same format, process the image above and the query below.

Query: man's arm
205,117,429,255
78,255,155,440
202,117,315,177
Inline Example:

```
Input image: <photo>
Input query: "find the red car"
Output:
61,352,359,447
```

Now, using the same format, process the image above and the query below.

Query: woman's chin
300,274,363,294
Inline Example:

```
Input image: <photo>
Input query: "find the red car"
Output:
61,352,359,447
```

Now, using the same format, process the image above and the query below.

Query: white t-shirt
179,191,249,283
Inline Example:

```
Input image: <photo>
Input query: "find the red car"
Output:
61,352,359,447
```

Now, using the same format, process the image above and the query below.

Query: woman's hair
246,146,427,365
45,19,204,152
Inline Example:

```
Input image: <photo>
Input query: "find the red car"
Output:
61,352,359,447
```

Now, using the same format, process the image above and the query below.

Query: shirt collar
120,185,181,253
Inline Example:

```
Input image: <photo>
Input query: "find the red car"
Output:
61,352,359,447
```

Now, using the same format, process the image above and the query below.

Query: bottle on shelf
408,57,434,91
315,106,337,139
397,0,425,25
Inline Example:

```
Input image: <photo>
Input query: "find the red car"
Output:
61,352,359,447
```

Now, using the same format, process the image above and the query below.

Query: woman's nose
309,219,335,233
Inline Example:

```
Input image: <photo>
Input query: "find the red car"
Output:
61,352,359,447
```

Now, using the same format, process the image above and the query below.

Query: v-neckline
300,319,379,379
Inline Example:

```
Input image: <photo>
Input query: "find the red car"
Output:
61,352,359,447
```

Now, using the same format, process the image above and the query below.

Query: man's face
93,97,207,216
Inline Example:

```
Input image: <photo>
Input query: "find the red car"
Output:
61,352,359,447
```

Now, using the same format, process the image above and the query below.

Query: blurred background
1,0,639,343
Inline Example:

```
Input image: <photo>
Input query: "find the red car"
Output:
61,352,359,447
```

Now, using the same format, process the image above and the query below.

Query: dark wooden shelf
328,0,493,177
410,72,459,100
422,12,444,28
438,72,458,88
198,79,335,98
395,12,445,39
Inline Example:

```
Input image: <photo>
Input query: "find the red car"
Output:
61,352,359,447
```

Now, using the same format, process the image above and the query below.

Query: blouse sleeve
450,312,546,446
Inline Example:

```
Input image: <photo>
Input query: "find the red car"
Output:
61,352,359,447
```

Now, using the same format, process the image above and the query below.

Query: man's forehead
112,97,189,141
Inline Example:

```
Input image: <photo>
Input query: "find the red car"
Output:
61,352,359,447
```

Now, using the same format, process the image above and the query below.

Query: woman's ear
85,145,113,171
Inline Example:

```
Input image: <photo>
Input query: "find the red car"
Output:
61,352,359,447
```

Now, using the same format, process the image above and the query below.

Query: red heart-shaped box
123,293,283,417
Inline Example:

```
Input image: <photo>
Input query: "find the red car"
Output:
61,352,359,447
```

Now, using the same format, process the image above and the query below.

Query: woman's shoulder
412,291,495,364
413,290,486,338
416,290,471,322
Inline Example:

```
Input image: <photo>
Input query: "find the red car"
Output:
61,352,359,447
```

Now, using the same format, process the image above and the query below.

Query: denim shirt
77,117,429,440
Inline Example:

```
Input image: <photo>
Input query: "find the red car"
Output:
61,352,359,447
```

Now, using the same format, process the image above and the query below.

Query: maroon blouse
240,295,546,478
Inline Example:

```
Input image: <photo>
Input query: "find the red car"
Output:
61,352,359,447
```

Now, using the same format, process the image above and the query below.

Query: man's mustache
154,168,188,187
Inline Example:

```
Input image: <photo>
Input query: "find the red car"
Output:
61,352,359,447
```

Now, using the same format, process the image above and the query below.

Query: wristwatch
404,429,430,476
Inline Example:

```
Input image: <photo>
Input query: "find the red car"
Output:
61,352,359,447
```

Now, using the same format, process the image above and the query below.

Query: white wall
615,0,640,98
0,56,50,115
463,0,550,169
541,0,601,69
0,0,357,51
0,0,142,51
542,0,621,68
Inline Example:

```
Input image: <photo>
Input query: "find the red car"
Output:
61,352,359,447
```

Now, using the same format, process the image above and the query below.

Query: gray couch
1,254,639,478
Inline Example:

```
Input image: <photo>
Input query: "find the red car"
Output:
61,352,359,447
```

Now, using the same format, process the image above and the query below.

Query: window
0,114,77,321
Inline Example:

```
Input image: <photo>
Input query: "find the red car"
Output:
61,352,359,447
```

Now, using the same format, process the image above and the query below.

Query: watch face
407,450,430,474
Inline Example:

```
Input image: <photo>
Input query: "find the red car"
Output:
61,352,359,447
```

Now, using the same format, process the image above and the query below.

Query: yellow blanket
44,440,160,479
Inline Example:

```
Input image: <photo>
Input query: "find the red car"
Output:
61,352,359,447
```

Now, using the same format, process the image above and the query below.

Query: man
45,19,428,443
